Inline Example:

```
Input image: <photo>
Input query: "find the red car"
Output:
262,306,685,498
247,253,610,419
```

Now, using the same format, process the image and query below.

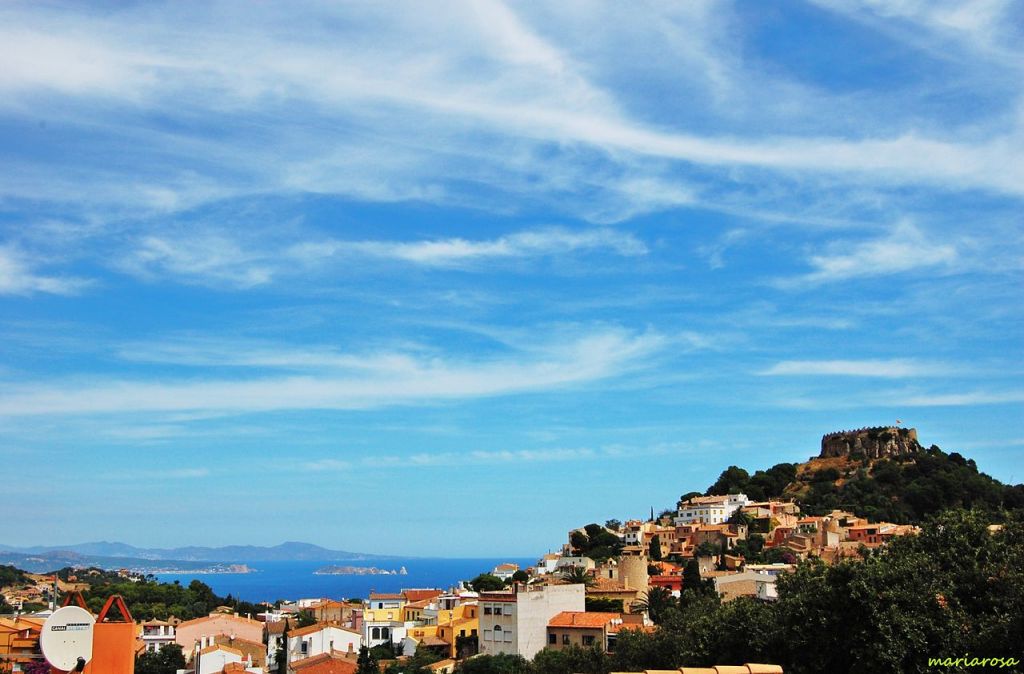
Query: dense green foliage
799,448,1024,521
585,597,622,612
384,648,442,674
0,565,28,588
558,565,593,587
569,524,623,560
455,653,533,673
706,463,797,501
469,573,505,592
54,568,264,620
704,446,1023,524
647,535,662,561
295,608,316,627
356,645,380,674
135,644,186,674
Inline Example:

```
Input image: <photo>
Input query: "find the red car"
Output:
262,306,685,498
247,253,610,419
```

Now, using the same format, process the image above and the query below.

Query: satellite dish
41,605,95,672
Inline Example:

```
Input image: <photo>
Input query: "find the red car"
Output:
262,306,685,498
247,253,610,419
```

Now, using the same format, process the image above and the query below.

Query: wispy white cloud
103,467,210,480
118,235,276,289
115,227,646,288
0,0,1019,232
780,221,958,287
807,0,1024,68
300,441,700,473
0,328,664,416
760,358,948,378
0,245,90,296
291,227,647,268
896,390,1024,406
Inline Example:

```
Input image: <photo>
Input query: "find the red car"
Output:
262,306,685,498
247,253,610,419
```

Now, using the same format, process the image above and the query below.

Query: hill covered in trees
704,431,1024,523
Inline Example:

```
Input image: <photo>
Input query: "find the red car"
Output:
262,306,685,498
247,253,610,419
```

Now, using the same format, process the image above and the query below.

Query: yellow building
435,603,478,659
364,592,407,623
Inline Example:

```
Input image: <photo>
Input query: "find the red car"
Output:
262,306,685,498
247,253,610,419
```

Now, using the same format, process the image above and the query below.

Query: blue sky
1,0,1022,557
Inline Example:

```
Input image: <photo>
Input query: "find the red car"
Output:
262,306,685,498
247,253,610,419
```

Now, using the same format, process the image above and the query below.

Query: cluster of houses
601,492,918,600
0,492,915,673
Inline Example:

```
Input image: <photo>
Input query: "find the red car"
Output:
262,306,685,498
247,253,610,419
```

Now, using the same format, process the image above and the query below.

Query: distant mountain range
0,541,385,563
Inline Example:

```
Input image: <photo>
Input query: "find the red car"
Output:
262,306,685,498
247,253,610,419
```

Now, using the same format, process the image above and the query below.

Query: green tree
511,570,529,584
604,519,622,531
706,466,750,496
634,586,675,624
559,565,594,587
585,596,622,612
135,644,186,674
296,608,316,627
454,653,532,673
533,644,607,674
648,534,663,561
469,573,505,592
356,645,380,674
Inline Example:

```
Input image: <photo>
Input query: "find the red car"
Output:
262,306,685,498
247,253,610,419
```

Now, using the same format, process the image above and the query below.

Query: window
471,629,477,636
484,630,492,641
484,606,492,615
460,630,465,637
301,641,308,654
504,605,513,616
381,628,390,639
562,634,570,645
494,625,502,634
372,627,381,639
582,635,595,646
504,631,512,643
548,633,556,645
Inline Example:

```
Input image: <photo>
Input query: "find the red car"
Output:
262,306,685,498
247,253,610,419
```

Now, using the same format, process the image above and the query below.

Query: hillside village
0,428,1012,674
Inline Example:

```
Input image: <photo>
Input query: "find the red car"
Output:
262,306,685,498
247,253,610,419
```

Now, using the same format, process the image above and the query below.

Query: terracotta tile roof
548,611,621,628
418,635,450,647
478,591,515,602
368,593,405,600
291,652,359,673
200,644,243,657
403,589,443,602
589,578,634,592
288,622,360,638
266,619,294,635
178,613,261,629
404,599,431,609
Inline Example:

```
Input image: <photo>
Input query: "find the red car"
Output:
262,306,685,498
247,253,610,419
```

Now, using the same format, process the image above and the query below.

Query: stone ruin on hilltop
820,426,923,460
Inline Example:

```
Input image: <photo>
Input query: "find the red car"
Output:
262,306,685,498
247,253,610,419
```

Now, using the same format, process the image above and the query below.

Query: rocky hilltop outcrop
820,426,922,460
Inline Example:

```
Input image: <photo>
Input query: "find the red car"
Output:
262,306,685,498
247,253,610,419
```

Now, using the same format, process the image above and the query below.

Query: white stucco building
477,584,585,660
675,493,749,525
286,623,362,662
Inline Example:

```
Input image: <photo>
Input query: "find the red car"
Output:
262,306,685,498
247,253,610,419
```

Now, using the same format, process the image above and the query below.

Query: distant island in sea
0,541,390,573
314,564,408,576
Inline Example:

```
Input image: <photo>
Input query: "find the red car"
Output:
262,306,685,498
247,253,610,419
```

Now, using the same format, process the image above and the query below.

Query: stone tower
820,426,922,460
618,555,650,592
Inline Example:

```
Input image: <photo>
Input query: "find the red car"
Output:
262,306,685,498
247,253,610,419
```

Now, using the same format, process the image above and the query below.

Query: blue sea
155,558,536,603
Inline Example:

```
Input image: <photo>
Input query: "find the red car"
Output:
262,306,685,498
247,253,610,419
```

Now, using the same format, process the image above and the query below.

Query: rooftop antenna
41,605,95,672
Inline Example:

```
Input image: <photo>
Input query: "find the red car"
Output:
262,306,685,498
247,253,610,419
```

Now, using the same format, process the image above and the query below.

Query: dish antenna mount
41,605,95,672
